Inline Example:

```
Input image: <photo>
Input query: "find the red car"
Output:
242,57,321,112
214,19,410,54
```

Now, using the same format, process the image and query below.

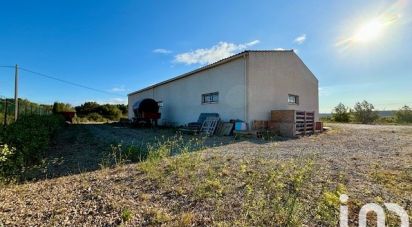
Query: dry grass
0,123,411,226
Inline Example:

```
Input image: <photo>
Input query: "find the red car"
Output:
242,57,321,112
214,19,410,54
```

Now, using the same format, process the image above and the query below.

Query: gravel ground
210,123,412,201
0,123,411,226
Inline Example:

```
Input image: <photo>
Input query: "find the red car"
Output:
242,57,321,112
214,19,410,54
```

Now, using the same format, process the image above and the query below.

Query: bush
395,105,412,123
98,104,122,121
0,144,18,180
52,102,74,114
332,103,350,122
320,116,333,123
86,113,106,122
75,102,126,121
374,116,396,124
0,114,64,180
0,113,14,125
352,100,378,124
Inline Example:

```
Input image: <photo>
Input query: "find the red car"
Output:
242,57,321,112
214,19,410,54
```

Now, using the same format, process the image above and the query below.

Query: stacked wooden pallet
295,111,314,135
270,110,315,137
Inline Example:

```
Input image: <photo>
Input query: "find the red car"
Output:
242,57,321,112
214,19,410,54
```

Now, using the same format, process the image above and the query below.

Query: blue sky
0,0,411,113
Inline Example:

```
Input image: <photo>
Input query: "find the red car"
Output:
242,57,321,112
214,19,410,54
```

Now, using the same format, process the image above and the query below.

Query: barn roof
128,50,294,96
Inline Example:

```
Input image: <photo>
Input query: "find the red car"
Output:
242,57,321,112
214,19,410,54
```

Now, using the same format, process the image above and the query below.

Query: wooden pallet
200,117,220,136
270,110,315,137
215,122,234,136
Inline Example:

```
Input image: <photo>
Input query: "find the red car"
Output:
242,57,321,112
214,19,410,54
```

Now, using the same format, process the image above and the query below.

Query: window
202,92,219,104
288,94,299,105
157,101,163,108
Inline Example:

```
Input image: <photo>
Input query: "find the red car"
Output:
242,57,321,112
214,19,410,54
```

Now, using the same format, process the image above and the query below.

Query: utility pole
14,64,18,121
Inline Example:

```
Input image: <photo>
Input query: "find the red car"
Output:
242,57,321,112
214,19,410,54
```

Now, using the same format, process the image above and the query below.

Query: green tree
352,100,378,124
75,102,100,116
86,112,104,122
395,105,412,123
97,104,122,121
74,102,124,121
332,103,350,122
52,102,74,113
115,104,128,115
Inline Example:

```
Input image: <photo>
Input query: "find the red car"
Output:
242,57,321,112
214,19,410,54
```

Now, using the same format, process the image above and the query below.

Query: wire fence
0,96,52,126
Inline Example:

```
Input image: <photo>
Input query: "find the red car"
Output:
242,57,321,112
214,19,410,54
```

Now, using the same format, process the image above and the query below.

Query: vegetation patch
0,123,410,226
121,208,133,223
324,100,412,124
135,149,347,226
0,114,64,181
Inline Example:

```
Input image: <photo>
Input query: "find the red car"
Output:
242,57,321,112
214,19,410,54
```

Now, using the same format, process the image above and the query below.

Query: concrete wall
128,57,246,126
128,51,319,127
246,51,319,124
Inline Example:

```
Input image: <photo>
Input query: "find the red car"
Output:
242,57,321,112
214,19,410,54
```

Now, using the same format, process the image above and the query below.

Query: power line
18,67,125,97
1,65,125,97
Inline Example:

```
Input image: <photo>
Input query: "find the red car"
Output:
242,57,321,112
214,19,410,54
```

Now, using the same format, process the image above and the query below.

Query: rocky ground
0,123,411,226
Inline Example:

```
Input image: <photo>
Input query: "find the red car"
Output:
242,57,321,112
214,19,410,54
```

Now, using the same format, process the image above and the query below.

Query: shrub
52,102,74,113
0,114,64,180
375,116,396,124
75,102,126,121
75,102,100,115
320,116,333,123
395,105,412,123
98,104,122,121
86,113,105,122
332,103,350,122
352,100,379,124
0,144,19,180
0,113,14,126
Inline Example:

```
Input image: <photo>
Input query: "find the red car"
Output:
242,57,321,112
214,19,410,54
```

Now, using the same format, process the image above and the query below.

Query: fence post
14,64,19,121
4,99,8,126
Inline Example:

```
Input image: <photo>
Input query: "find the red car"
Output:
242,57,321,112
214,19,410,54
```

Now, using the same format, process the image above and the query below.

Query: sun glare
353,18,385,43
336,1,403,50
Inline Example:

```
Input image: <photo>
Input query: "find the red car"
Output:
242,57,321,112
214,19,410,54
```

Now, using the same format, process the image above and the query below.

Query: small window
288,94,299,105
202,92,219,104
157,101,163,108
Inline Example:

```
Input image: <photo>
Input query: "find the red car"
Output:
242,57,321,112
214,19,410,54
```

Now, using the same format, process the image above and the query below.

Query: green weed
143,208,171,225
121,208,133,222
139,134,206,180
238,159,316,226
314,183,346,226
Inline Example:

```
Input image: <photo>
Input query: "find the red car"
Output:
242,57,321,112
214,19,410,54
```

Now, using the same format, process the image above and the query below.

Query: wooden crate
270,110,295,123
252,120,268,130
270,110,315,137
268,120,279,132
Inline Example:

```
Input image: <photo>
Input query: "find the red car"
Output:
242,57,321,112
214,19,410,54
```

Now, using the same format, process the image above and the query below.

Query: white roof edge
128,50,295,96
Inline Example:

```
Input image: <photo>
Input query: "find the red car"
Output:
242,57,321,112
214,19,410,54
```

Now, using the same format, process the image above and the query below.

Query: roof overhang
128,50,294,96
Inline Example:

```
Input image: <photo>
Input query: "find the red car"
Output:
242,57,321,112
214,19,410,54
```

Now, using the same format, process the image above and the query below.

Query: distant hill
320,110,396,118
